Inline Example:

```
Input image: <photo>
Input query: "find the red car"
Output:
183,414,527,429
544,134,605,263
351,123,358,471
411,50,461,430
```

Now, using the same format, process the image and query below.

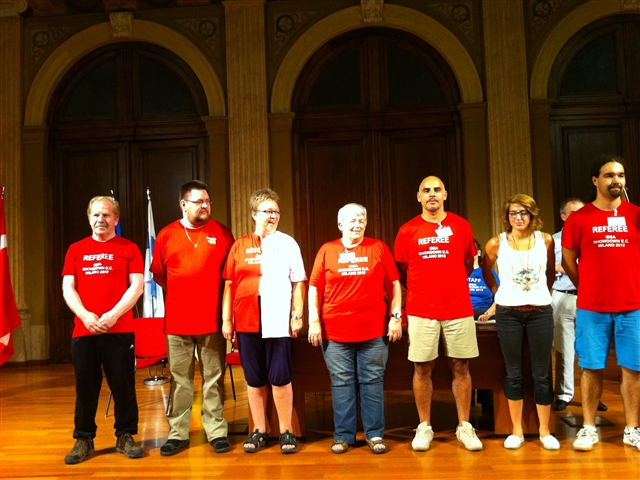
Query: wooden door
293,28,462,266
49,43,209,362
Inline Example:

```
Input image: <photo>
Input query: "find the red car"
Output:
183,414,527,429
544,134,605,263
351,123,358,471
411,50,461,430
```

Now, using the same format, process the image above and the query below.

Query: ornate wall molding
271,4,483,112
361,0,383,23
110,11,133,37
530,0,627,99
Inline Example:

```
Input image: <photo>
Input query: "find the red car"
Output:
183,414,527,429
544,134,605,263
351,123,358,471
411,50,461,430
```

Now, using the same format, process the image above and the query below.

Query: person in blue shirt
468,239,499,321
467,238,499,413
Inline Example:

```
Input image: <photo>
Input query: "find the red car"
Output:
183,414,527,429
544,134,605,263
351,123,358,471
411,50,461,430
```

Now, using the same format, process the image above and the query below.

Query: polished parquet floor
1,363,639,480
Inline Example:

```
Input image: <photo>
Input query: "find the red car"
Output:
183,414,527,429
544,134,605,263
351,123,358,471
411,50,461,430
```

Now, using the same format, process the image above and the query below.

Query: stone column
483,0,533,232
1,1,31,362
22,126,49,362
530,99,556,229
223,0,270,237
202,116,231,227
268,112,295,236
458,102,492,242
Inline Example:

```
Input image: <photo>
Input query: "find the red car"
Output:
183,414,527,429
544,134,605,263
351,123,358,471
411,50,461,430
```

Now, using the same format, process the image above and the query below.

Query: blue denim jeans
321,336,389,443
495,305,554,405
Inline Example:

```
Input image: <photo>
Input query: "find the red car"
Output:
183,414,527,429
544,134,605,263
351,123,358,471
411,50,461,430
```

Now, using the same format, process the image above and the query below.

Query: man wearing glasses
151,180,236,456
563,155,640,452
394,176,482,452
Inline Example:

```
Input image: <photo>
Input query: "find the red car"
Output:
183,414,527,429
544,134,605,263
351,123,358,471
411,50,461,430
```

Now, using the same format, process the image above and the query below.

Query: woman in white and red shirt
222,189,306,455
308,203,402,455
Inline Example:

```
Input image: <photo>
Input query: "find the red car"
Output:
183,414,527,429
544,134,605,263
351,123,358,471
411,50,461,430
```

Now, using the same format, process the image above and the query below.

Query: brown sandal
366,437,387,454
331,440,349,454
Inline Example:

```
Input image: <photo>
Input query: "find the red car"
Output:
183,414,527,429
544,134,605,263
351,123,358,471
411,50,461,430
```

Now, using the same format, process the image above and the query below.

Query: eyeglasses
508,210,530,218
186,199,211,207
257,209,281,216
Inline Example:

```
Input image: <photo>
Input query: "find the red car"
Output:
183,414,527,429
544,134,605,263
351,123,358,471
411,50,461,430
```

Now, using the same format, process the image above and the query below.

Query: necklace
184,225,205,248
510,232,534,291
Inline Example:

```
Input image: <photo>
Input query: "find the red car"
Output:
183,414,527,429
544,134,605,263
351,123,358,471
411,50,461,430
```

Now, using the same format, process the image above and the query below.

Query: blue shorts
236,333,293,387
575,308,640,371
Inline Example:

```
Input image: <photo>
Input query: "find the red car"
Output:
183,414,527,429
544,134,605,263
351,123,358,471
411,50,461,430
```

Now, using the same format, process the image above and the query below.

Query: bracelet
292,315,303,320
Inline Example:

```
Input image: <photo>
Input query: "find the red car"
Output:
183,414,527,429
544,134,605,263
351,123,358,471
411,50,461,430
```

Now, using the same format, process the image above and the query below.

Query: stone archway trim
24,19,225,125
270,5,483,113
530,0,622,100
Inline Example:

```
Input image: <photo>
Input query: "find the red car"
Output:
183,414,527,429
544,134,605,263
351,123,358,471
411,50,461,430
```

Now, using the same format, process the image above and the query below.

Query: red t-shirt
309,238,400,343
562,201,640,312
150,220,235,335
394,213,475,319
223,234,262,332
223,232,306,333
62,235,144,338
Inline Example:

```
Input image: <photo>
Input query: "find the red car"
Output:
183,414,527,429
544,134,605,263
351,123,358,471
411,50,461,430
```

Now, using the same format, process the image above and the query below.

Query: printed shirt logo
245,247,261,265
337,253,370,277
82,253,115,276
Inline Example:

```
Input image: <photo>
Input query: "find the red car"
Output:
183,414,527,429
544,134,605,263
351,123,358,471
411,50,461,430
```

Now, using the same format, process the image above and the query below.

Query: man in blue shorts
562,154,640,452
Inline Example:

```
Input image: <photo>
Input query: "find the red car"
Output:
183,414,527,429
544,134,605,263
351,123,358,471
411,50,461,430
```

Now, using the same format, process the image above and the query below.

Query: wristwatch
391,312,402,320
292,315,303,320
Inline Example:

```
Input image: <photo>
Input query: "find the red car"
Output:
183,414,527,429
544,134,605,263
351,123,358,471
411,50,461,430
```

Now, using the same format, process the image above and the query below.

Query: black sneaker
116,433,143,459
211,437,231,453
64,438,95,465
554,399,568,411
160,439,190,456
597,401,608,412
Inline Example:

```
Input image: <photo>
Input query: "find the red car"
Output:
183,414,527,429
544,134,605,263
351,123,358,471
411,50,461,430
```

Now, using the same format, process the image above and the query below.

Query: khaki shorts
407,315,479,362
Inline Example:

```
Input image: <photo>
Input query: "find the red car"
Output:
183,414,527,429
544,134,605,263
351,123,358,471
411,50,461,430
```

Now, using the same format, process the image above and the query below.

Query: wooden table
253,326,551,438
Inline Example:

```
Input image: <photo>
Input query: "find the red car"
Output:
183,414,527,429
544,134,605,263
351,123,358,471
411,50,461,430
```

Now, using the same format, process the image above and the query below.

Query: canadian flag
0,196,22,366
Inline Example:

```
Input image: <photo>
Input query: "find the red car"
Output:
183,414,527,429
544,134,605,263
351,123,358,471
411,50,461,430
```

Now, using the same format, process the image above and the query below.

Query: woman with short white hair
308,203,402,454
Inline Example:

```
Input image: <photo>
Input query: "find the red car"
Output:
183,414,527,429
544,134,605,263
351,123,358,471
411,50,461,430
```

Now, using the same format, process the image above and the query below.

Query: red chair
105,317,172,416
226,335,242,401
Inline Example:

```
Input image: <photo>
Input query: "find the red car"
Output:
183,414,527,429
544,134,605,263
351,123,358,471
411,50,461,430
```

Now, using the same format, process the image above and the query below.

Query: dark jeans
495,305,554,405
71,333,138,439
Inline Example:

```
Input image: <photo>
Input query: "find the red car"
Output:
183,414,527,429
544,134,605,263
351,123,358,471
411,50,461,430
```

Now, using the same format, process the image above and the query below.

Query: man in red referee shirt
394,176,482,452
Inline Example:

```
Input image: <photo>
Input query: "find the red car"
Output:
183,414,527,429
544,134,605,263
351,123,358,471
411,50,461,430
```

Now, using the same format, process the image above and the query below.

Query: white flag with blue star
143,191,164,317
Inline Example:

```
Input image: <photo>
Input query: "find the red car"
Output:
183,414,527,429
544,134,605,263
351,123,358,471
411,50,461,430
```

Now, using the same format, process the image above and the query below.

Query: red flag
0,196,22,366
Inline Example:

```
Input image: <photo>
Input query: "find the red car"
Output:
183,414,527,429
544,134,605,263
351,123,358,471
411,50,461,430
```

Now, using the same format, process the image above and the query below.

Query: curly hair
502,194,543,233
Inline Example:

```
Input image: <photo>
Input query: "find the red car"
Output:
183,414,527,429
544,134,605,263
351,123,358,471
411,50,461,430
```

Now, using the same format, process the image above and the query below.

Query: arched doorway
48,42,210,362
292,28,463,263
549,15,640,223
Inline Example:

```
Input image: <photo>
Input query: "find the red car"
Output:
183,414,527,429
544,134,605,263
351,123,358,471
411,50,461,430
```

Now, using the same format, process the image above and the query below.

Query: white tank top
494,230,552,306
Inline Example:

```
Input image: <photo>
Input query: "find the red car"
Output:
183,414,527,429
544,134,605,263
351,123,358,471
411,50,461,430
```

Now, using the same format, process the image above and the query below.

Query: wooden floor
1,363,639,480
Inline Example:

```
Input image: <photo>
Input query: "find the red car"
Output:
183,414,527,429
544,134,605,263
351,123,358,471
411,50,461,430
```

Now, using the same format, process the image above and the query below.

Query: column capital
0,0,27,17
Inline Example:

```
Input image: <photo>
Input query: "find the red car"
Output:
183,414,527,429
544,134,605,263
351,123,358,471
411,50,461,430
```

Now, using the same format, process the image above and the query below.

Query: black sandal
279,430,297,454
243,429,268,453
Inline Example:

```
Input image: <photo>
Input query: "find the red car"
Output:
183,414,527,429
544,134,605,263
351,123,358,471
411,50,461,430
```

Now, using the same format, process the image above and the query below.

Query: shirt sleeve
380,242,401,282
309,244,327,289
562,215,580,251
393,226,408,263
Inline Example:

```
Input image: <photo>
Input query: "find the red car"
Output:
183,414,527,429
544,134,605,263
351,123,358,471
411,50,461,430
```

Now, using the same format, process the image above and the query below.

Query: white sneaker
456,421,483,451
540,435,560,450
412,421,434,451
573,426,599,451
623,426,640,450
504,434,525,449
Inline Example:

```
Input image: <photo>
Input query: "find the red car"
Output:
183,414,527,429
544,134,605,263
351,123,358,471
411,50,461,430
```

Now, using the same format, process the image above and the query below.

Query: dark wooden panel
297,132,372,266
132,138,207,244
381,128,461,247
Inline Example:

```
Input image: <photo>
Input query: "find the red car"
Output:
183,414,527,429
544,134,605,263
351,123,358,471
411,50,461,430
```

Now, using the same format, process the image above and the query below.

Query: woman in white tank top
482,194,559,451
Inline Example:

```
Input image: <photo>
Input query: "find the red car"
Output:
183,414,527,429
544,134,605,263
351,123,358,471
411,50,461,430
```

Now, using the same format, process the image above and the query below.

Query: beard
608,185,623,198
189,209,210,225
